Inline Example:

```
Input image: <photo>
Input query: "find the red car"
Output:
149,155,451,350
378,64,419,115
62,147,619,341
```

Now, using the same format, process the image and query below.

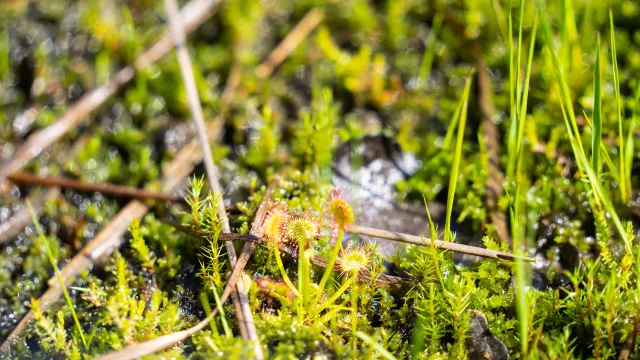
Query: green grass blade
212,287,232,338
625,79,640,185
583,112,622,187
592,36,602,177
515,0,525,109
26,201,87,348
491,0,510,45
443,89,465,150
537,0,584,155
444,78,472,243
539,0,632,255
516,13,538,159
610,10,627,203
507,0,516,179
355,331,397,360
579,0,594,47
0,29,8,80
558,95,633,255
417,12,443,92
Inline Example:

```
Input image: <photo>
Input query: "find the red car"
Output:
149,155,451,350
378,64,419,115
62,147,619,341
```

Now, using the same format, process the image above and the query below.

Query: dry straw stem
94,314,216,360
347,224,534,262
0,0,222,179
255,8,325,78
163,0,261,353
6,172,185,204
214,175,281,320
0,117,225,354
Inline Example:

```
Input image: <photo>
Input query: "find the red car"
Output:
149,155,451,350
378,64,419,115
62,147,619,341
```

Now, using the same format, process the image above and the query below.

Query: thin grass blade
444,77,472,242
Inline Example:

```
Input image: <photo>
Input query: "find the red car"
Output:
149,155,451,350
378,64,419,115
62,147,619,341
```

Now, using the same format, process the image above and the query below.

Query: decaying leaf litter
1,0,640,359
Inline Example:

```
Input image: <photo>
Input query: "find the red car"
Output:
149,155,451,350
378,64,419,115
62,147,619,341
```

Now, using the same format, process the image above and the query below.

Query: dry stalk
163,0,261,354
347,224,534,262
7,172,185,204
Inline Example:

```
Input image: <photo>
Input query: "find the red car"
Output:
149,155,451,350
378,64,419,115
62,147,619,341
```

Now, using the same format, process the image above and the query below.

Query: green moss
3,0,640,358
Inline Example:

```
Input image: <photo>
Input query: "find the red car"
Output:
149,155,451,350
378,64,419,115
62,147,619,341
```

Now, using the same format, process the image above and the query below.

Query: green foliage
4,0,640,359
293,87,339,180
30,300,78,356
244,105,282,173
129,219,156,271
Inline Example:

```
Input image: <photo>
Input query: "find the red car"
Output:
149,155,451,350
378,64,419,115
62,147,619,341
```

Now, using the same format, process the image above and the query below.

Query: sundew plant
1,0,640,359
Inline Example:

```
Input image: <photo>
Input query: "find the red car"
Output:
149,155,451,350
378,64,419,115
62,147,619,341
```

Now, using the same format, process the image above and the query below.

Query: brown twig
7,172,185,204
0,0,222,180
0,134,91,245
163,0,261,354
347,224,534,262
255,8,324,79
211,174,282,327
160,218,261,243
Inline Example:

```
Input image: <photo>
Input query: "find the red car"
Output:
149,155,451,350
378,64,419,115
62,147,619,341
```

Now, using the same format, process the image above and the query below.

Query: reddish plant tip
337,246,371,276
283,211,320,245
262,203,289,246
255,276,295,301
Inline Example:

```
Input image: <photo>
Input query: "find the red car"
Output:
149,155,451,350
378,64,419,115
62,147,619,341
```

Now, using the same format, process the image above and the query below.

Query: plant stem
164,0,260,349
311,229,343,309
212,287,231,338
299,240,311,310
273,245,300,297
351,281,358,351
312,274,356,317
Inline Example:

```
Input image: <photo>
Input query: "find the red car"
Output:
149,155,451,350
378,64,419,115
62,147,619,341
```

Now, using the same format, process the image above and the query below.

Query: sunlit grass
538,0,632,256
444,77,472,243
417,12,442,92
591,36,602,177
610,10,628,203
508,1,538,353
